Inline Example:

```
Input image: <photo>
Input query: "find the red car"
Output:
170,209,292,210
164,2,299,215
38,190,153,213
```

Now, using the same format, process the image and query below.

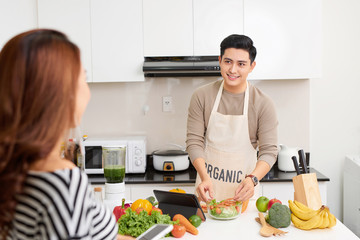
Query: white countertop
167,200,359,240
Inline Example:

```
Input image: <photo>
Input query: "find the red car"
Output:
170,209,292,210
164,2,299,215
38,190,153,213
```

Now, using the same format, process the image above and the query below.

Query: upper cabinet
143,0,244,57
90,0,144,82
37,0,93,82
244,0,322,80
193,0,244,56
0,0,37,50
37,0,144,82
143,0,193,57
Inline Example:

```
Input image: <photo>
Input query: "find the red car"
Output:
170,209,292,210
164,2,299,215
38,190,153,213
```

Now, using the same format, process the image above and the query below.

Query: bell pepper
131,199,153,214
169,188,186,193
113,198,129,222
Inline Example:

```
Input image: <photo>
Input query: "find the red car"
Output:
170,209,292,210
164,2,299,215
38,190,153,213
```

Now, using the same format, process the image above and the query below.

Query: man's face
219,48,256,93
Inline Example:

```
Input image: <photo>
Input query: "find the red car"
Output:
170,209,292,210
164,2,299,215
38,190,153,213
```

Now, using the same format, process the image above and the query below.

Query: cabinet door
37,0,93,82
143,0,193,56
193,0,244,56
91,0,144,82
0,0,37,50
244,0,321,80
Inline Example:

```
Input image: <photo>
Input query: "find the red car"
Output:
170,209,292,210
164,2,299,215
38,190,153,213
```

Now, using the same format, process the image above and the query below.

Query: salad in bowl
207,198,242,220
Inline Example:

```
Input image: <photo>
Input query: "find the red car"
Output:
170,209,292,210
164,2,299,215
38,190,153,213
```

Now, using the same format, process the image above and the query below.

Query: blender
103,146,126,210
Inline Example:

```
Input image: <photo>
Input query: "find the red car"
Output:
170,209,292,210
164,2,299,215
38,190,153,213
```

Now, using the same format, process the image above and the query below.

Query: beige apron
195,80,259,200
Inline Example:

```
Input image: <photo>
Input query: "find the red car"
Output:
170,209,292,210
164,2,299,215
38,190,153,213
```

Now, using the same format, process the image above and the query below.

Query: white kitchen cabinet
37,0,93,82
129,183,195,201
0,0,37,50
143,0,193,57
261,181,327,206
193,0,244,56
90,0,144,82
244,0,322,80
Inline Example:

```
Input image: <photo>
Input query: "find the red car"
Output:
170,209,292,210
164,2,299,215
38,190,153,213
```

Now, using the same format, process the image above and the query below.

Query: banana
318,209,330,229
288,200,322,221
291,211,323,230
325,207,337,228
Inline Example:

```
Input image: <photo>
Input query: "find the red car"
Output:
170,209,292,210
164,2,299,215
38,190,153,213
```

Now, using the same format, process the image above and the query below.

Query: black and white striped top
8,167,118,240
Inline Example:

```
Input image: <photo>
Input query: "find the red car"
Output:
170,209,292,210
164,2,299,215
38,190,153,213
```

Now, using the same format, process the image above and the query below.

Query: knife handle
292,156,301,175
298,149,308,173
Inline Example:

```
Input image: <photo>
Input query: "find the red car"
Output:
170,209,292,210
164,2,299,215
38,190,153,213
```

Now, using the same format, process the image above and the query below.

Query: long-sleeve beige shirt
186,80,279,168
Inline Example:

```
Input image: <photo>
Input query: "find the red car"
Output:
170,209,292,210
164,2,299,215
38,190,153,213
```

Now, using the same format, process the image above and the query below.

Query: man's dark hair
220,34,257,63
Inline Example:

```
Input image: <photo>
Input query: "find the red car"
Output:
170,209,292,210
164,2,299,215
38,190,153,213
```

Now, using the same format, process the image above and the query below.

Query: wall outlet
162,96,173,112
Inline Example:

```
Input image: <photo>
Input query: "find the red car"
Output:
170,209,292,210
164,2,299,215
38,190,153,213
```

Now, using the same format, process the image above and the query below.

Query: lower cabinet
91,183,195,202
91,181,327,204
129,183,196,201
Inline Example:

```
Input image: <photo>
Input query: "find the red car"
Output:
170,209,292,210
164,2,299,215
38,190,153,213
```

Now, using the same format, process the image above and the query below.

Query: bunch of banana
288,200,336,230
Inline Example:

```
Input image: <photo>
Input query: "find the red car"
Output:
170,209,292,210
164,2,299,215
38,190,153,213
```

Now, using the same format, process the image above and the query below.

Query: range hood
143,56,221,77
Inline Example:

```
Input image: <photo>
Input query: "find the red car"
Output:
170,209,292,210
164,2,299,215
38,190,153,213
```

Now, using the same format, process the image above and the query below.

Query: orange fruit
241,199,249,213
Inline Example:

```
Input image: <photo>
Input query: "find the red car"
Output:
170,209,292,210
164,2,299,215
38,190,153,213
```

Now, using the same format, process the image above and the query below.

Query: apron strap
211,80,224,114
243,82,250,116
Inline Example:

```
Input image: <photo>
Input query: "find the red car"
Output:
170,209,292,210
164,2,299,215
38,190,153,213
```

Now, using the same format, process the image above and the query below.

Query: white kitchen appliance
153,145,189,172
278,144,300,172
343,155,360,237
82,136,146,174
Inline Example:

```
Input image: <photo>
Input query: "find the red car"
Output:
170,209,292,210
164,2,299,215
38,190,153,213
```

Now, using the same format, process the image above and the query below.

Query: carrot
241,199,249,213
173,214,199,235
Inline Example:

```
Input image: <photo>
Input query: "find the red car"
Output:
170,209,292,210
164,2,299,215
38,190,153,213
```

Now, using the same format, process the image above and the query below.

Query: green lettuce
118,208,175,237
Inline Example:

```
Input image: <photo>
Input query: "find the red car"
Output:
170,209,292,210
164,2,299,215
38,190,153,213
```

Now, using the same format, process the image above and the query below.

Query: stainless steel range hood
143,56,221,77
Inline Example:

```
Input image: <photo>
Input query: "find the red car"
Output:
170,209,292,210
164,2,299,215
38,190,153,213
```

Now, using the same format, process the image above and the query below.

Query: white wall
82,78,310,154
309,0,360,220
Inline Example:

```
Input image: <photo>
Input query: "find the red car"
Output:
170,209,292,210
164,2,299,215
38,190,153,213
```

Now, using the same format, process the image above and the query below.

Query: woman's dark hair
0,29,81,237
220,34,257,63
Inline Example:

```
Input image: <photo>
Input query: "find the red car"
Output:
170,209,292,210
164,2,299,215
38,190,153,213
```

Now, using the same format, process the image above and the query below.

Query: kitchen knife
292,156,301,175
298,149,308,173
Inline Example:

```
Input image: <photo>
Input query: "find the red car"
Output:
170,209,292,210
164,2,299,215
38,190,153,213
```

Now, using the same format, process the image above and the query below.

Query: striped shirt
8,167,118,240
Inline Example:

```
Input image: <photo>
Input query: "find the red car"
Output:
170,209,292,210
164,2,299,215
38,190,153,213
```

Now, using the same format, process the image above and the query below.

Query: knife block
292,173,322,210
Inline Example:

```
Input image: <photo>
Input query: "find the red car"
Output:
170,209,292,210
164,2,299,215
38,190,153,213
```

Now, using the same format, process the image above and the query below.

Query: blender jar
103,146,126,183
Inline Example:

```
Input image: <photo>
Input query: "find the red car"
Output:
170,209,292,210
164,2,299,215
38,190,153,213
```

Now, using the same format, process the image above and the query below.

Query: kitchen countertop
166,199,359,240
88,158,329,184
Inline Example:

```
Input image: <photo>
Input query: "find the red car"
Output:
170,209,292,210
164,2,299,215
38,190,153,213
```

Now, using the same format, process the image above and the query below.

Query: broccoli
266,202,291,228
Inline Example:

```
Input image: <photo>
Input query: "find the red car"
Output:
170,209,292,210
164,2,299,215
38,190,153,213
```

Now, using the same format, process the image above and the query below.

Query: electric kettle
278,144,299,172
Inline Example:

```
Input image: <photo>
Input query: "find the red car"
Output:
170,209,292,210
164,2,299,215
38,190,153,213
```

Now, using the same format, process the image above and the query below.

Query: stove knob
135,159,142,166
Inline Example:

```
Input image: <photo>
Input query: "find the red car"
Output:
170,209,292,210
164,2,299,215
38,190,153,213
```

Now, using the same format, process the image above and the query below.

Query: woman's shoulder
27,167,89,190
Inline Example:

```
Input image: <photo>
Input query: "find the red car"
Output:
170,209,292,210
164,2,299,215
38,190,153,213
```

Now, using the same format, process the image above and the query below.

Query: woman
0,29,133,240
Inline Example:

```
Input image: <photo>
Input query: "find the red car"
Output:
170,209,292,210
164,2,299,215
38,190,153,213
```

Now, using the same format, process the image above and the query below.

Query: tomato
171,224,186,238
189,215,202,228
150,206,163,215
131,199,153,214
135,207,145,214
215,207,222,215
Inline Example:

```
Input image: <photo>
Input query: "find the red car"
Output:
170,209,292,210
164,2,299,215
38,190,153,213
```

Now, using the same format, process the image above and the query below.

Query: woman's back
9,168,117,240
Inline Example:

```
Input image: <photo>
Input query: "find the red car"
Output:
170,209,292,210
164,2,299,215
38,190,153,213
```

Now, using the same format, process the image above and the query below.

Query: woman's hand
196,178,214,202
233,177,254,201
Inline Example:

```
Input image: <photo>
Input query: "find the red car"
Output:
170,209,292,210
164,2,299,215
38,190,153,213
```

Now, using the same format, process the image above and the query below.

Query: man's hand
196,178,214,202
233,177,254,201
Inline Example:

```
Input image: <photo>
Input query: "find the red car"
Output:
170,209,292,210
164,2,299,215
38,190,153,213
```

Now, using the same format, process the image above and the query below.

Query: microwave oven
82,136,146,174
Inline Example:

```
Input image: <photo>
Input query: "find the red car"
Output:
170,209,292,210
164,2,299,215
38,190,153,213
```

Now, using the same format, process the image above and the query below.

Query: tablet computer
153,190,206,221
136,224,173,240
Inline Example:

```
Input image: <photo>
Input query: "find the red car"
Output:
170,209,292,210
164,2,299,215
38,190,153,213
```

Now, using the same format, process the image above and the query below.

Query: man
186,34,278,202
